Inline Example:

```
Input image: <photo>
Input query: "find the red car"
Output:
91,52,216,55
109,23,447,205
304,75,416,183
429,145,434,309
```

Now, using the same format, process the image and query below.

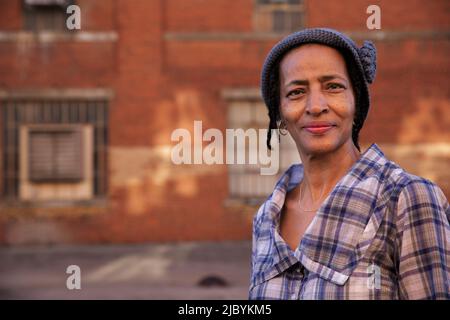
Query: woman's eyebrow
284,74,348,87
284,79,309,87
319,74,348,83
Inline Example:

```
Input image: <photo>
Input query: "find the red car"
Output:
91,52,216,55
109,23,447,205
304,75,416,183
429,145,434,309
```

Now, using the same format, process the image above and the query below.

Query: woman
249,28,449,300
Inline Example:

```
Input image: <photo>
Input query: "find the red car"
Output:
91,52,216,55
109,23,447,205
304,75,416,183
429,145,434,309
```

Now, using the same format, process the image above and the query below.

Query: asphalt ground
0,241,252,300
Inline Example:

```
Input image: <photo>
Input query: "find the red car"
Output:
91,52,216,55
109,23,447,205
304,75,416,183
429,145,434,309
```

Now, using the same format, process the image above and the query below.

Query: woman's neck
299,141,361,202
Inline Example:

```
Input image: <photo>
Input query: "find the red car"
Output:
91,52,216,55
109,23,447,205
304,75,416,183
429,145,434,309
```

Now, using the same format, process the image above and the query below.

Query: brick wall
0,0,448,245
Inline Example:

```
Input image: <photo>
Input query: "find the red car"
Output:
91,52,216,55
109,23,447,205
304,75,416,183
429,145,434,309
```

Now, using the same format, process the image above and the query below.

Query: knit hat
261,28,377,151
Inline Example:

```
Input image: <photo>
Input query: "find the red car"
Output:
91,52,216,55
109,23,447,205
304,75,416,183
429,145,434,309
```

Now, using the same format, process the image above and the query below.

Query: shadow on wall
384,96,450,197
110,88,228,215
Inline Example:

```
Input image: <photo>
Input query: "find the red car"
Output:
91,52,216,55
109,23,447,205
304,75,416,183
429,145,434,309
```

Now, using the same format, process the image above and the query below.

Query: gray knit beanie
261,28,377,151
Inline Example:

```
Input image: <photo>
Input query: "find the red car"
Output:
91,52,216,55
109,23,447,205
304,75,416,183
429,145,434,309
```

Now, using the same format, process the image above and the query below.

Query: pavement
0,241,252,300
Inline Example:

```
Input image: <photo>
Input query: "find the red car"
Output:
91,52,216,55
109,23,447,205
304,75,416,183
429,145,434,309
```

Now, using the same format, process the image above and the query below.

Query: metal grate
23,0,74,32
1,99,108,199
254,0,304,33
29,126,83,182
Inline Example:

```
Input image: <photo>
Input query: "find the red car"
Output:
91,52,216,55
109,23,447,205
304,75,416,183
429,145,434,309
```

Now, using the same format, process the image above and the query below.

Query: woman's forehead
279,44,349,81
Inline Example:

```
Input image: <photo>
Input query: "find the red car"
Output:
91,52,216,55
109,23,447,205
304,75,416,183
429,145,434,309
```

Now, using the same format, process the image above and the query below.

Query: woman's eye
327,83,345,91
286,89,305,98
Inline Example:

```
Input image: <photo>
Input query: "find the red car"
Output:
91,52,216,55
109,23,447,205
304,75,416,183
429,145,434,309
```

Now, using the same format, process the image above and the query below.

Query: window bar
39,100,44,123
12,102,19,197
103,101,109,195
77,100,82,123
50,100,55,122
79,100,87,123
69,101,75,123
61,101,69,123
4,101,11,197
93,118,100,196
54,100,61,123
88,101,96,123
98,101,106,196
2,101,8,197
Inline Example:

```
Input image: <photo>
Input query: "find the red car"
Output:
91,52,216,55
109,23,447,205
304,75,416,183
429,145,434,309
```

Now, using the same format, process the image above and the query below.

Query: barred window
254,0,304,33
223,89,300,205
23,0,73,32
1,97,108,202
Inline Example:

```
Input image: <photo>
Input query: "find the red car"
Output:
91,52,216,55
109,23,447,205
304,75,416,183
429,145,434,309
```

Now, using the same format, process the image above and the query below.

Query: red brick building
0,0,448,245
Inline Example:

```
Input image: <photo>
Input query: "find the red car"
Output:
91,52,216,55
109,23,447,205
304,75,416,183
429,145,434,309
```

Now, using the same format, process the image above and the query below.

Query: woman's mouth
304,125,334,134
303,122,336,134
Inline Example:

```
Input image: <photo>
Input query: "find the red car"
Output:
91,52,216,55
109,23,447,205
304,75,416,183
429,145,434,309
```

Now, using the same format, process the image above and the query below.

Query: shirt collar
264,143,389,285
269,143,386,215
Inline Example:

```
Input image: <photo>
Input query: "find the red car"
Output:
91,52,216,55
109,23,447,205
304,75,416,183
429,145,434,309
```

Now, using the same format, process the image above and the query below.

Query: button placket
289,264,304,300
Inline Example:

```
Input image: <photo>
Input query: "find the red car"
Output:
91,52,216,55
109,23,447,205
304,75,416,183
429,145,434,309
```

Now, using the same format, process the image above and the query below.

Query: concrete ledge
0,31,118,43
0,88,115,100
0,198,109,220
165,30,450,42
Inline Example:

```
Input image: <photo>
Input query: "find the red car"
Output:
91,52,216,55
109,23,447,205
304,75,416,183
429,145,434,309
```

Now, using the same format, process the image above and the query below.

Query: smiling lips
303,122,336,134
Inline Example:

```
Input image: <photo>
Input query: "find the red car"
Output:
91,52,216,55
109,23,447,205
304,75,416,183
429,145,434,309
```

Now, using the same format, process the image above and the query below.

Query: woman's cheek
332,97,355,121
281,102,304,122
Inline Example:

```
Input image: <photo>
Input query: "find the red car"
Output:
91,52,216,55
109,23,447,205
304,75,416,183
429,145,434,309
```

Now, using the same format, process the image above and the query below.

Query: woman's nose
305,89,328,115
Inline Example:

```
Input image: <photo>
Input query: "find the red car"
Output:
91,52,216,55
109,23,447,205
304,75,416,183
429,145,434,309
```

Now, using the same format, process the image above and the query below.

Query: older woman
249,28,449,300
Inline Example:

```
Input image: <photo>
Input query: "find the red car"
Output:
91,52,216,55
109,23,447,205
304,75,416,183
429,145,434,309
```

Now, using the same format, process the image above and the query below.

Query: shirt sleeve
249,203,266,299
250,214,257,282
396,179,450,299
250,210,260,289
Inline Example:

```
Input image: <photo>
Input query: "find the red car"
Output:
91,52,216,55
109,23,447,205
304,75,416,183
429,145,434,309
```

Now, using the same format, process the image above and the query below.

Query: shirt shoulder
380,156,448,205
376,158,450,232
396,171,449,221
363,151,447,208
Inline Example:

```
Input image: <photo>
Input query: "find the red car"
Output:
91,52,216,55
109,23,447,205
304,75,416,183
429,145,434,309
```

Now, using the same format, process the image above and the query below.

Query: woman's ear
278,118,288,136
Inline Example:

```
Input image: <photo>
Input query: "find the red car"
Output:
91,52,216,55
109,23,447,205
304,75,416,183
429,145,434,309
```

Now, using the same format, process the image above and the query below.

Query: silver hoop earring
278,120,288,136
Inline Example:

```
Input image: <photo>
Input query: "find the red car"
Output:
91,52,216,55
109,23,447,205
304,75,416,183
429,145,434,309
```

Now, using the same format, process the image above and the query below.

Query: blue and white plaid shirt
249,144,449,299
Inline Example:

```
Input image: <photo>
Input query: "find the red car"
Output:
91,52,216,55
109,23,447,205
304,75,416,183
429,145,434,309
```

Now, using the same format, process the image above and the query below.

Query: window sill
164,31,293,42
0,198,108,208
164,30,450,42
0,198,109,218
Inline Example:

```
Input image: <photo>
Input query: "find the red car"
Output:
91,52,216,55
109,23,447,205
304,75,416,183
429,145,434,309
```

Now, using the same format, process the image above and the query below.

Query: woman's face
279,44,356,156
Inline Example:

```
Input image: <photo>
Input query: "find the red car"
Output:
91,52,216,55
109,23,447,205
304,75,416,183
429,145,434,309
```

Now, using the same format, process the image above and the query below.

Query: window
28,126,83,182
1,97,108,202
23,0,73,32
254,0,305,33
223,89,300,204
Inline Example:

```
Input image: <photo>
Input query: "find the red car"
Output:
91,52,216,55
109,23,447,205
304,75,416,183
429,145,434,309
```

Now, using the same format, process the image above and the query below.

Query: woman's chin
298,139,340,156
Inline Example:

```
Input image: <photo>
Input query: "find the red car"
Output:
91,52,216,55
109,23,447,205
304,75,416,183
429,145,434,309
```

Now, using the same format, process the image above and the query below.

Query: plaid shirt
249,144,449,300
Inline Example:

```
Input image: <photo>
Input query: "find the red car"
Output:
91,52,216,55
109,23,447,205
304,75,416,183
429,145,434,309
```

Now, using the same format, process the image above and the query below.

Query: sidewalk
0,241,252,300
